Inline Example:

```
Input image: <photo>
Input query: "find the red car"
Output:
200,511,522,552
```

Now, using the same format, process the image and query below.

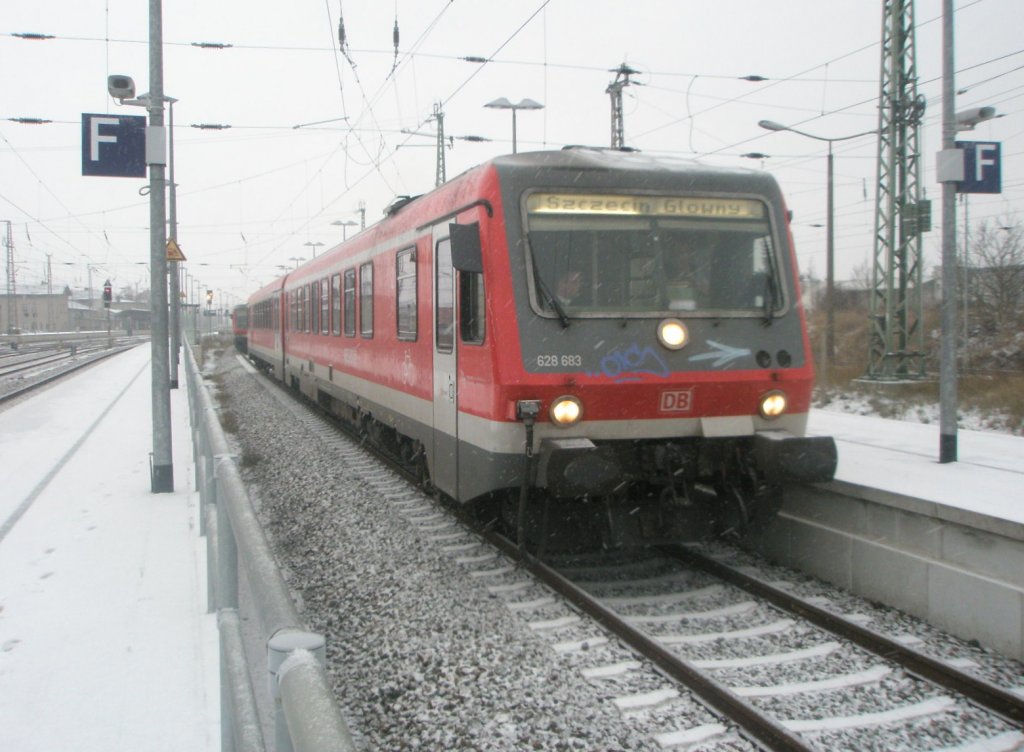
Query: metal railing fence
184,339,355,752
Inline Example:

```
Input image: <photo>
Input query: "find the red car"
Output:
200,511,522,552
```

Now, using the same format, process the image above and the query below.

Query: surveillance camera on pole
954,106,997,131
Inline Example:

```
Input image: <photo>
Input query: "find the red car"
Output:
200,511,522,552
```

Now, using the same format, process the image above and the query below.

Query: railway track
238,357,1024,751
0,342,139,405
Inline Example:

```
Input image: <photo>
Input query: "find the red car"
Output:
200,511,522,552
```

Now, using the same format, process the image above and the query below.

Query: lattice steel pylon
867,0,927,379
607,63,639,150
432,102,446,187
3,220,17,335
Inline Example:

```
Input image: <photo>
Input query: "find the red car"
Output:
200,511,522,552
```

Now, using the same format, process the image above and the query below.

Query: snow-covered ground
815,387,1022,436
0,346,219,752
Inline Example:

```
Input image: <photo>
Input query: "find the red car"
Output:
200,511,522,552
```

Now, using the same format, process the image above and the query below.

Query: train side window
359,262,374,338
436,237,454,354
320,276,329,334
301,284,309,331
331,273,341,335
343,269,356,337
459,270,485,344
311,280,319,334
396,247,417,341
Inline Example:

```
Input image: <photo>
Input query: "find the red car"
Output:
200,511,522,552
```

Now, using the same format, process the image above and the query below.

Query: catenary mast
867,0,927,379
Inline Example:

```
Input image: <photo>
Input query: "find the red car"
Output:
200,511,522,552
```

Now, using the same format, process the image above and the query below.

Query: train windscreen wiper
761,239,779,326
526,235,570,328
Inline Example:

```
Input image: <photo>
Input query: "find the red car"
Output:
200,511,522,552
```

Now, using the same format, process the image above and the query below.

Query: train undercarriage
250,359,832,553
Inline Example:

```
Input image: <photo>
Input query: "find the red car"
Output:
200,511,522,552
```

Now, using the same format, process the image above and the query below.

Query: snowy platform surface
808,410,1024,528
0,345,218,752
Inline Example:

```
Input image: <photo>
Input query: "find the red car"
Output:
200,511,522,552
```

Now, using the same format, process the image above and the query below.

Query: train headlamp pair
542,390,785,426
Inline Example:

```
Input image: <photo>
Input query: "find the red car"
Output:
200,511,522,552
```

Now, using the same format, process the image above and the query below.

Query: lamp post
758,120,877,380
303,241,324,258
484,97,543,154
289,256,304,269
331,220,358,241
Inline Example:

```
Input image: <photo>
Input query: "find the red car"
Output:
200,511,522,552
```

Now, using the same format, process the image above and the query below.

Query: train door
431,226,458,497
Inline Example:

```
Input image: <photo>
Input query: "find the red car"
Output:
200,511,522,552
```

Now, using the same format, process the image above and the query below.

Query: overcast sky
2,0,1020,308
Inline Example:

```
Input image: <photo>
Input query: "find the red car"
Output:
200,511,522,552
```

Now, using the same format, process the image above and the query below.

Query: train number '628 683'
537,354,582,368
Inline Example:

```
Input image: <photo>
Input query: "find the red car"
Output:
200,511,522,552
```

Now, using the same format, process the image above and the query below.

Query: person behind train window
555,268,583,307
664,245,699,311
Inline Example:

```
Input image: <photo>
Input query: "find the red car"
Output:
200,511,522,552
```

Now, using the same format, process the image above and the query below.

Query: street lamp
331,220,358,241
484,97,543,154
303,241,324,258
289,256,305,269
758,119,877,379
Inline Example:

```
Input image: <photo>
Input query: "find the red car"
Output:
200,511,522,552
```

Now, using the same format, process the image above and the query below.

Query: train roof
487,146,782,193
384,147,780,219
247,147,785,304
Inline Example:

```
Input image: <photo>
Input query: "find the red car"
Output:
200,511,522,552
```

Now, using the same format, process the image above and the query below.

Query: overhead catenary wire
3,0,1020,295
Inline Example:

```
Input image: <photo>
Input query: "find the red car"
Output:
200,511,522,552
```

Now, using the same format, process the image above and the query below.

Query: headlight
657,318,689,350
759,390,787,419
549,395,583,427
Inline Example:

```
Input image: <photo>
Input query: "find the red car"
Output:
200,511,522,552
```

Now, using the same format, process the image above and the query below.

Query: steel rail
248,367,812,749
484,532,816,752
667,544,1024,726
0,345,136,405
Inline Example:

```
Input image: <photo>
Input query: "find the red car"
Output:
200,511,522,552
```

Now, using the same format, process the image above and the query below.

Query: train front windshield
524,192,785,318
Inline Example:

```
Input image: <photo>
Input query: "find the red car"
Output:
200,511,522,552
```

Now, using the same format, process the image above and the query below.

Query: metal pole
962,197,969,372
149,0,174,490
169,98,180,389
939,0,958,463
511,108,518,154
825,142,835,379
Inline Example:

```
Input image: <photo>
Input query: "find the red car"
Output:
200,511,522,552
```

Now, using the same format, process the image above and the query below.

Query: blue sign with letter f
81,113,146,178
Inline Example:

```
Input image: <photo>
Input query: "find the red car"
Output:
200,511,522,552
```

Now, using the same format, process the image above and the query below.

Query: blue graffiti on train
587,342,671,382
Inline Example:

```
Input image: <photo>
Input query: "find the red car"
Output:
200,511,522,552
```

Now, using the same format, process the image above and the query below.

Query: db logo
660,388,694,413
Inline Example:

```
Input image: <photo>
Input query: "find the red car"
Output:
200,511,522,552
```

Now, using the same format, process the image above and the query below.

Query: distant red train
247,147,835,541
231,304,248,354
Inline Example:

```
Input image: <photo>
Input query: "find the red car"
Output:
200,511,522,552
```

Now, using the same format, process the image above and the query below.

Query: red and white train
231,304,248,354
247,147,835,540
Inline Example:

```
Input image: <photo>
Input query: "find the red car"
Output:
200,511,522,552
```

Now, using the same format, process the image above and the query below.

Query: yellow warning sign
166,239,186,261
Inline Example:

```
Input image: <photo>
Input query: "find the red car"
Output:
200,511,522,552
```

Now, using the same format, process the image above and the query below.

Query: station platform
0,344,1020,750
807,409,1024,530
0,344,218,752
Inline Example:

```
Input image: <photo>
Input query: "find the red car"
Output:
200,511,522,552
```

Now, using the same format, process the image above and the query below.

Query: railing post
267,631,326,752
215,453,240,611
219,609,266,752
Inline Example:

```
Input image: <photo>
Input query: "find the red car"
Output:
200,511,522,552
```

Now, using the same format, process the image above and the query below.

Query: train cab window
396,247,417,341
524,192,784,319
331,273,341,335
359,262,374,338
343,269,356,337
459,270,485,344
320,277,329,334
